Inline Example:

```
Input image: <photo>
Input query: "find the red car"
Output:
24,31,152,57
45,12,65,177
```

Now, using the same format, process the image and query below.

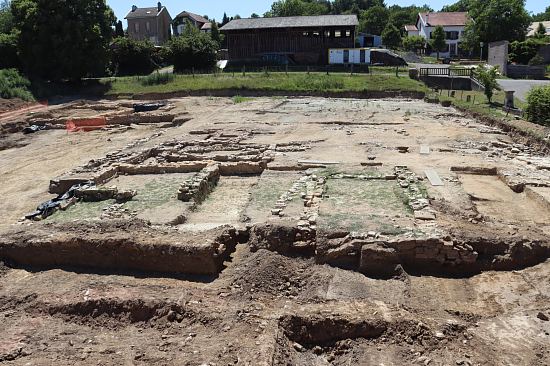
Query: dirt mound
228,249,321,299
42,298,206,330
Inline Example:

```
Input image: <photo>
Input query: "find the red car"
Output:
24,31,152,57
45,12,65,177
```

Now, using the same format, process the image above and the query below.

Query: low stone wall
419,76,473,90
507,65,546,80
178,165,220,204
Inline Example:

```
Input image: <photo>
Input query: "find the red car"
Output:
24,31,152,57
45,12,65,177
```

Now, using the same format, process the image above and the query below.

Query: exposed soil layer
1,97,550,365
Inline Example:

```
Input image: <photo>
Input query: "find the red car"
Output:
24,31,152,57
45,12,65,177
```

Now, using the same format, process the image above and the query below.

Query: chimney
131,5,137,12
158,2,162,12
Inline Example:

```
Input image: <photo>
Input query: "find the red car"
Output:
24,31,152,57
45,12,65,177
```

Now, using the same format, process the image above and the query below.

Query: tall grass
0,68,35,101
139,72,175,86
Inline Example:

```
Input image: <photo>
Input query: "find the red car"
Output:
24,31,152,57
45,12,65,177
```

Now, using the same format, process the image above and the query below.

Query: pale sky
108,0,546,25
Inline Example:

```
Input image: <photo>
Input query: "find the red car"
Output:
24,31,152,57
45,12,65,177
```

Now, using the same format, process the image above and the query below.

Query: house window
345,30,351,37
335,30,341,37
146,21,150,32
445,31,459,40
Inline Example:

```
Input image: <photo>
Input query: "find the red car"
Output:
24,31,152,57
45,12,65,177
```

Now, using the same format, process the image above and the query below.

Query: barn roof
220,15,358,31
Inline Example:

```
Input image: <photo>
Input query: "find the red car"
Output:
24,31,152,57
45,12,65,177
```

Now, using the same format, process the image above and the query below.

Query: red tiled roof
419,12,469,27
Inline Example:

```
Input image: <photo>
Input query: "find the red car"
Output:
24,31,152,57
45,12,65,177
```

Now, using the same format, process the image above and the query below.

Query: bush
474,65,499,103
0,68,34,100
110,37,156,76
139,72,175,86
165,26,217,72
0,32,18,69
402,35,425,52
525,85,550,126
509,38,546,65
528,54,545,66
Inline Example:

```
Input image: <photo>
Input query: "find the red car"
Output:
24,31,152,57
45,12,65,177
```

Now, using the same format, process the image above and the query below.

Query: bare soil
0,96,549,365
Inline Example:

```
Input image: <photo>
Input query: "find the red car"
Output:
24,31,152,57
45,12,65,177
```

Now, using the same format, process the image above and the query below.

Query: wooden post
242,66,245,77
326,66,329,76
395,66,399,77
307,66,310,75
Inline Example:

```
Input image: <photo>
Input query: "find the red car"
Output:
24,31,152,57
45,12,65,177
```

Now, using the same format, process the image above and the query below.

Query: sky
108,0,546,25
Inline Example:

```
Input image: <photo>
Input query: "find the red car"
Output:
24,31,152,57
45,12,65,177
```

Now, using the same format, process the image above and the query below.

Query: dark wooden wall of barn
224,26,356,65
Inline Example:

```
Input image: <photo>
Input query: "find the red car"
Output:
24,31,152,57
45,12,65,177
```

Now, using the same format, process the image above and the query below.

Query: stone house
404,12,469,58
125,2,172,45
173,11,212,36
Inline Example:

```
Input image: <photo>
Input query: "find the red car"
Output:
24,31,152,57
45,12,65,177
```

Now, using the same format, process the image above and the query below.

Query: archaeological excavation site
0,95,549,365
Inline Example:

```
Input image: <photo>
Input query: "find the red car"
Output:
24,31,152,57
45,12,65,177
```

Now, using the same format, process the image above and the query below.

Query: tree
222,12,230,26
0,0,13,33
509,38,546,64
114,20,124,38
534,22,547,38
382,24,401,49
532,6,550,22
210,20,224,47
251,13,260,18
461,0,531,52
110,38,155,76
402,35,425,52
474,65,499,103
359,6,389,35
11,0,115,80
332,0,384,15
165,22,218,72
264,0,329,17
441,0,473,12
430,25,446,59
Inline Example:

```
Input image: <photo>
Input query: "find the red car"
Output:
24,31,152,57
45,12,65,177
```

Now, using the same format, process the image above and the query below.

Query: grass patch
139,72,175,86
437,88,550,141
103,72,427,96
233,95,254,104
0,68,35,101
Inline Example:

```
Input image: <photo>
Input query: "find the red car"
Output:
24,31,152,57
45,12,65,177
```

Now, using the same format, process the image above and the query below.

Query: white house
527,21,550,37
404,12,469,58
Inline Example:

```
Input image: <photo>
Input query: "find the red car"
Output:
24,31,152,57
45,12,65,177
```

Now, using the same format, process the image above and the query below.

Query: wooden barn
220,15,358,65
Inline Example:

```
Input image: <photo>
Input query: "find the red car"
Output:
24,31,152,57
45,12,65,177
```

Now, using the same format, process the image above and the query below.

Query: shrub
165,24,217,72
0,68,34,100
509,38,546,65
110,37,156,76
525,85,550,126
0,32,18,68
402,35,425,52
474,65,499,103
528,54,545,66
139,72,175,86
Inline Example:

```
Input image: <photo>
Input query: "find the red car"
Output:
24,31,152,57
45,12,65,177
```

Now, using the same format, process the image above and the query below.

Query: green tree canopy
210,20,224,47
461,0,531,52
430,25,446,59
359,6,389,35
402,35,426,52
165,22,218,72
381,23,401,49
0,0,14,33
110,38,155,76
11,0,115,80
264,0,330,17
532,6,550,22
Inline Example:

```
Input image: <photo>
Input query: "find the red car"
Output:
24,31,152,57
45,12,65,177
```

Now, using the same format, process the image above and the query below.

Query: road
497,79,550,101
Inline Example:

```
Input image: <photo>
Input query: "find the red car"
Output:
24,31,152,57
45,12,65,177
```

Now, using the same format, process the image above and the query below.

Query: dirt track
0,96,549,365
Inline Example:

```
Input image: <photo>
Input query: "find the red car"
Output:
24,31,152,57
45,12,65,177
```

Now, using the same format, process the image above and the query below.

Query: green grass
139,72,175,86
437,88,549,140
232,95,254,104
103,72,427,96
0,68,35,101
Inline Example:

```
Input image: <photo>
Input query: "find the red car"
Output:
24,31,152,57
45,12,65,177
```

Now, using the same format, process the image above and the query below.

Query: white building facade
408,12,468,58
